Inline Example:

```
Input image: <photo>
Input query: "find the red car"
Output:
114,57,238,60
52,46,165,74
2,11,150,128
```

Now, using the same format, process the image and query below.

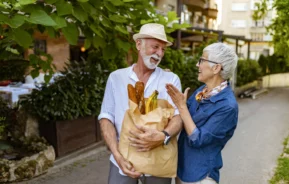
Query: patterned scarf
195,81,228,102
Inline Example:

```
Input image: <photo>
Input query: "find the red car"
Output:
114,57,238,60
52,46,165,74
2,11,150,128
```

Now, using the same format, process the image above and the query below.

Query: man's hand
115,154,142,178
129,125,165,152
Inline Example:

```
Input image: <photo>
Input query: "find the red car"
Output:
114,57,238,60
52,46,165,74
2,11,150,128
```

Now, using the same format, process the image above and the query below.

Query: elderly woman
166,42,239,184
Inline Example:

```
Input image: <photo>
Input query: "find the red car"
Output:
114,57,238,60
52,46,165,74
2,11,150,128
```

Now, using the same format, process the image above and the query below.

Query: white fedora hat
133,23,172,46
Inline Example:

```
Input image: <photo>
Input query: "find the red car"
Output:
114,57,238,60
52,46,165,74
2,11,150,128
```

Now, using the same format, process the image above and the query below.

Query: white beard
141,52,162,69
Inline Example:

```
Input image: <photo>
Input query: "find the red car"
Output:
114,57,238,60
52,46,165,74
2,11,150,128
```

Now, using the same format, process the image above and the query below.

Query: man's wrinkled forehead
142,38,167,47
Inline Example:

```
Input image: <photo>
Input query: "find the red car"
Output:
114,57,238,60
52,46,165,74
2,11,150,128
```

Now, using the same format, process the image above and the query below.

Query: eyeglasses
198,57,223,70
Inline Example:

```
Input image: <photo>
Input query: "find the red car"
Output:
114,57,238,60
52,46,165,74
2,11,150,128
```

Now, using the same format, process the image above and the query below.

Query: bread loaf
135,81,145,114
127,84,138,104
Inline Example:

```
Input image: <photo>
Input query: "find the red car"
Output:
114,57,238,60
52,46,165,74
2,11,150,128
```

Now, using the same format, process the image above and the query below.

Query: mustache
150,54,161,61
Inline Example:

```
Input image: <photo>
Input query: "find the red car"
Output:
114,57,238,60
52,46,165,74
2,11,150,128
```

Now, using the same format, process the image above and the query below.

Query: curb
49,141,106,174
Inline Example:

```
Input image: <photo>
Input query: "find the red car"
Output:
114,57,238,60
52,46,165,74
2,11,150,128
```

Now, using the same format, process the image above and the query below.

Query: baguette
127,84,138,104
135,81,145,114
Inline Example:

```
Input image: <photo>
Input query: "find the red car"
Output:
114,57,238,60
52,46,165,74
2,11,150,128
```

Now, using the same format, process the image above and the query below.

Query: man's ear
136,39,141,51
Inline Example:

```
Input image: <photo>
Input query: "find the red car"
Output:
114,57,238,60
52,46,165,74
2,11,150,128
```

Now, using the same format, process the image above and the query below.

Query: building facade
218,0,274,60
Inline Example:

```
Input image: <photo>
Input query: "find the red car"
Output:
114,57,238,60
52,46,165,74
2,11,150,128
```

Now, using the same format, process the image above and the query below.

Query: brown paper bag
119,99,178,177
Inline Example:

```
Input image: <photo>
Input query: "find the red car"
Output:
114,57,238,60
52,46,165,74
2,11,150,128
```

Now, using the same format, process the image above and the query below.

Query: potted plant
20,60,108,157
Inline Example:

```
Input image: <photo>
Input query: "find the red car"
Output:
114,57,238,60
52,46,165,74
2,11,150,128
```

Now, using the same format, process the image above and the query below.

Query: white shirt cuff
98,112,114,124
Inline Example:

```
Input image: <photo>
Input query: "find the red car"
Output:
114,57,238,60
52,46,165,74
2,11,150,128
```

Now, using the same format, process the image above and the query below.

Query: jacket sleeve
187,106,238,148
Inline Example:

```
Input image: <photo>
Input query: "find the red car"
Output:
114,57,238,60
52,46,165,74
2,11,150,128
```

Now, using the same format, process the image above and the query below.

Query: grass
270,136,289,184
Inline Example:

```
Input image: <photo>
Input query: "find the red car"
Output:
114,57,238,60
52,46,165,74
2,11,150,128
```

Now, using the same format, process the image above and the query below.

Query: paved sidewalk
15,88,289,184
17,146,110,184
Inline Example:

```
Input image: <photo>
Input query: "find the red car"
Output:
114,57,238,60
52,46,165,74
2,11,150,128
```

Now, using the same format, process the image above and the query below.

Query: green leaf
92,35,106,49
109,15,127,23
100,16,112,27
72,6,88,22
30,69,39,79
102,44,117,59
104,1,117,12
46,27,56,38
62,23,79,45
0,14,8,22
115,39,131,52
140,19,153,25
50,14,67,29
115,25,128,34
21,4,43,13
80,2,96,15
45,0,58,4
123,0,135,2
56,0,73,16
84,39,91,49
7,14,25,28
89,24,103,37
77,0,89,2
167,11,178,23
27,10,57,26
107,0,124,6
12,29,33,48
19,0,36,5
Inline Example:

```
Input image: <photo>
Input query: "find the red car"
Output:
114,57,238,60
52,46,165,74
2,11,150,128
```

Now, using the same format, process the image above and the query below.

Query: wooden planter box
39,116,99,157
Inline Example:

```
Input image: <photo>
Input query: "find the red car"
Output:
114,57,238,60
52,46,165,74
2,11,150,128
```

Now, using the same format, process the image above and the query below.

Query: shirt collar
128,64,160,89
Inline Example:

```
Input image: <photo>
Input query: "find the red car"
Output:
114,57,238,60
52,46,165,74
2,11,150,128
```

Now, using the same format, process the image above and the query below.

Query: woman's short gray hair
203,42,238,80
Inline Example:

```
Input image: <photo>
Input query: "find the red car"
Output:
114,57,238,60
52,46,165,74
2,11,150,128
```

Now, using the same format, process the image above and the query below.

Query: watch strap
162,130,170,137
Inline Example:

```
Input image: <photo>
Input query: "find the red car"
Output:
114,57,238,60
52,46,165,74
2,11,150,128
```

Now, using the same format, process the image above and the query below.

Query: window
251,33,264,41
232,3,247,11
264,33,272,41
231,20,246,28
34,39,46,55
251,0,274,10
251,20,265,27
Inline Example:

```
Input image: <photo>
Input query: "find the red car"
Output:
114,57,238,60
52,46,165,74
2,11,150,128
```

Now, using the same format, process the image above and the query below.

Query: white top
98,64,182,175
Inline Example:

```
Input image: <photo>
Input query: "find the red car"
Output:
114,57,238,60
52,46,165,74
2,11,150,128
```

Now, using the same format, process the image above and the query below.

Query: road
18,88,289,184
220,87,289,184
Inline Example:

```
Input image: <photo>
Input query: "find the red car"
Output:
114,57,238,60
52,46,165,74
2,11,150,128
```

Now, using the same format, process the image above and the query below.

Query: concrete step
251,88,268,99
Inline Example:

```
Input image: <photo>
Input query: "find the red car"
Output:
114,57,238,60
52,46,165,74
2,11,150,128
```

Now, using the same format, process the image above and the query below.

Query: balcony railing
183,0,205,11
202,8,218,19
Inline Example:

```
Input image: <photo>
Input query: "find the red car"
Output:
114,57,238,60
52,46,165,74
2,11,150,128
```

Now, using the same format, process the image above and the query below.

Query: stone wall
0,146,55,182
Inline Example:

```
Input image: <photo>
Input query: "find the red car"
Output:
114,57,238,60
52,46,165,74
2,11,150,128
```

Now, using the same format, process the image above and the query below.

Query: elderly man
98,23,183,184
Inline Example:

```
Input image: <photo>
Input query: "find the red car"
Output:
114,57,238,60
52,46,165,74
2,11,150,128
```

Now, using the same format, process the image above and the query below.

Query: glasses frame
198,57,223,70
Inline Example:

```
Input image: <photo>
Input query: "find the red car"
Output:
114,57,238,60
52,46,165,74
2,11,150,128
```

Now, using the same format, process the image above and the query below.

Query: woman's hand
166,83,190,110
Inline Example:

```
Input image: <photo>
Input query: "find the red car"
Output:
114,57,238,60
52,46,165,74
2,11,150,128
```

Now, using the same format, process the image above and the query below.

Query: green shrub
258,54,289,75
20,60,108,121
86,50,128,73
159,48,201,92
236,59,262,87
0,60,29,82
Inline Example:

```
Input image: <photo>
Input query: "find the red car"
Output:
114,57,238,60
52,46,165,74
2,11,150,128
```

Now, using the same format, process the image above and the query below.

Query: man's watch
162,130,171,145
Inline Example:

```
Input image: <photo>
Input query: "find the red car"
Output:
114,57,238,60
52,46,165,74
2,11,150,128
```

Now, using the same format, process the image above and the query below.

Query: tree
253,0,289,64
0,0,189,82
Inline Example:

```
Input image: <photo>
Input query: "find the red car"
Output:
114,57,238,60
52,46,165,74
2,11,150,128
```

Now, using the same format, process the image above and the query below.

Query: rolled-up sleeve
168,74,182,115
98,74,115,124
188,106,238,148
